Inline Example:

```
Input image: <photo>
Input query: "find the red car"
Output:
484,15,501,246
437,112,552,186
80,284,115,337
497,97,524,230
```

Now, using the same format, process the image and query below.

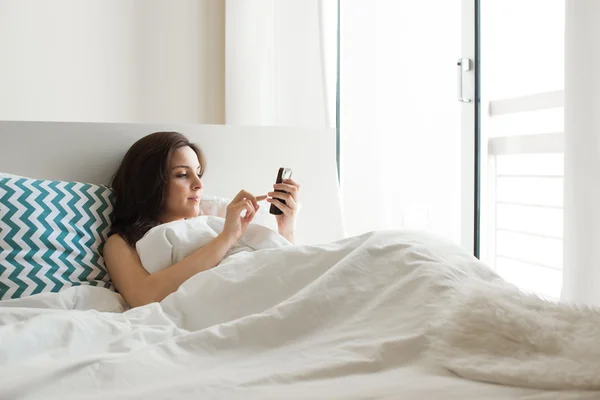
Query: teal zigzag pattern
0,177,115,300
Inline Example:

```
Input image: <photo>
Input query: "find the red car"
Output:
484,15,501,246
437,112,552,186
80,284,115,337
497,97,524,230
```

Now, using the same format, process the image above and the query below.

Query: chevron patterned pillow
0,176,115,300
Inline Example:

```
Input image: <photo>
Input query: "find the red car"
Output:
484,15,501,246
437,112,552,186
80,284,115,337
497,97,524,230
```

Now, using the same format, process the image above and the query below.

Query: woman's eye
174,172,201,179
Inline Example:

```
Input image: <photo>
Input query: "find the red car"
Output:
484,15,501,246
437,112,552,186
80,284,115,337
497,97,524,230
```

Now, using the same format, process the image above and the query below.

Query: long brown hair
109,131,206,246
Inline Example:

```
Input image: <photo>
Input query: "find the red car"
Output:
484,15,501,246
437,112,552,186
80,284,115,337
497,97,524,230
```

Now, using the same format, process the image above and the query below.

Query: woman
103,131,301,308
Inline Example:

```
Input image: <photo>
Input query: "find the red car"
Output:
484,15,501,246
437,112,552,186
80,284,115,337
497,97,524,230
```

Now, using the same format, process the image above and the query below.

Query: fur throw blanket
426,279,600,390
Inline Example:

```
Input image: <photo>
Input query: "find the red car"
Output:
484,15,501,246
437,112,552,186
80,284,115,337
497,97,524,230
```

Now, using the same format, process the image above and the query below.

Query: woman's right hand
221,190,267,243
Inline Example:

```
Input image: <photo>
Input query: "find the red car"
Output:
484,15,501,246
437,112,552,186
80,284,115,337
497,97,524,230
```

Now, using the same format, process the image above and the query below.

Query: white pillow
137,216,290,274
199,195,229,218
200,195,278,232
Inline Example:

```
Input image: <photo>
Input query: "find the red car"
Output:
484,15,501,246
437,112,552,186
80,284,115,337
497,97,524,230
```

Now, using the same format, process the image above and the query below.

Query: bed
0,121,597,399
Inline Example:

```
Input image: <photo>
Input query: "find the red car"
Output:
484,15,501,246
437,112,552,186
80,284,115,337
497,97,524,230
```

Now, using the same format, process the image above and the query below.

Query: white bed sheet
0,230,596,400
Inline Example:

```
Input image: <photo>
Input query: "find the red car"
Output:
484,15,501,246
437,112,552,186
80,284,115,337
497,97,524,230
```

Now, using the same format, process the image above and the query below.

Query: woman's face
160,146,203,223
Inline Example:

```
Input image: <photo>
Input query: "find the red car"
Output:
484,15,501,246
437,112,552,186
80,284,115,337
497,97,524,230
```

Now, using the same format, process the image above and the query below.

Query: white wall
0,0,225,123
562,0,600,306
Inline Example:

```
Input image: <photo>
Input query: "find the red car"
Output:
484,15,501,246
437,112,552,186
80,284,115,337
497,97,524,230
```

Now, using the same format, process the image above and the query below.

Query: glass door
478,0,565,298
339,0,479,252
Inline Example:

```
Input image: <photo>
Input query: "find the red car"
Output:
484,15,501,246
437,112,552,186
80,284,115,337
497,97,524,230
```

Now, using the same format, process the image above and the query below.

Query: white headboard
0,121,345,245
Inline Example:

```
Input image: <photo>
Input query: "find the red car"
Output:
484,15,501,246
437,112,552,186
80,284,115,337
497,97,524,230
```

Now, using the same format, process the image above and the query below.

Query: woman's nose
191,174,202,190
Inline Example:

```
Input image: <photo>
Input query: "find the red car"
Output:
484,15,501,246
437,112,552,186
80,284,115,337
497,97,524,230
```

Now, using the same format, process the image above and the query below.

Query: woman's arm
103,232,237,308
104,190,264,308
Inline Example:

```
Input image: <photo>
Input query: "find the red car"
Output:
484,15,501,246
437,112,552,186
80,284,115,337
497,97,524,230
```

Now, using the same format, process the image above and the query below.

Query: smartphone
269,167,293,215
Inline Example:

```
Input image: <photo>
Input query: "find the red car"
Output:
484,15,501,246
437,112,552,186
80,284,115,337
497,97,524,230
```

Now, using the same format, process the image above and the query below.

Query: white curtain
224,0,336,128
338,0,387,238
561,0,600,306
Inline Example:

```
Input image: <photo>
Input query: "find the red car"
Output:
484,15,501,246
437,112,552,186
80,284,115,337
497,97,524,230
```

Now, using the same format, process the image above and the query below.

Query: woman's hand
267,178,300,243
221,190,267,244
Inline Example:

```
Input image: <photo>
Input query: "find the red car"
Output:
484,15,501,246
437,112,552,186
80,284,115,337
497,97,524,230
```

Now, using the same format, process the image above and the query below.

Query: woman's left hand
267,178,300,243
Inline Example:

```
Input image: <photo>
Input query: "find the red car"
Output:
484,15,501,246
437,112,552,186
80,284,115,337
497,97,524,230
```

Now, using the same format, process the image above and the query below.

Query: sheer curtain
561,0,600,306
224,0,336,128
338,0,466,245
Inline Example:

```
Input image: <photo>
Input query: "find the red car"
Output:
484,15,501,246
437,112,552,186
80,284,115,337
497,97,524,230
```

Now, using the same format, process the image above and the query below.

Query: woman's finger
283,178,300,190
236,197,260,211
231,190,247,202
244,199,255,216
269,192,296,208
244,200,257,222
267,198,293,215
273,183,298,192
245,208,256,222
232,190,262,210
232,199,254,217
273,185,300,202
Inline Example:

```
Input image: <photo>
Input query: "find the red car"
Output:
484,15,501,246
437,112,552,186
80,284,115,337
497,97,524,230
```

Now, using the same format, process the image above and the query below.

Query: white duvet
0,221,597,399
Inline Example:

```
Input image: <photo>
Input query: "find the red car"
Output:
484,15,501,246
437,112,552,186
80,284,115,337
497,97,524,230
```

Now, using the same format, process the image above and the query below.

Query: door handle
457,58,472,103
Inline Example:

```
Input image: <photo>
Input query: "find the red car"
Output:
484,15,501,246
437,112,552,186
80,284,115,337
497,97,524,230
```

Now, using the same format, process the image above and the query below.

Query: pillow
200,195,278,231
0,176,115,300
137,216,291,275
199,195,229,218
